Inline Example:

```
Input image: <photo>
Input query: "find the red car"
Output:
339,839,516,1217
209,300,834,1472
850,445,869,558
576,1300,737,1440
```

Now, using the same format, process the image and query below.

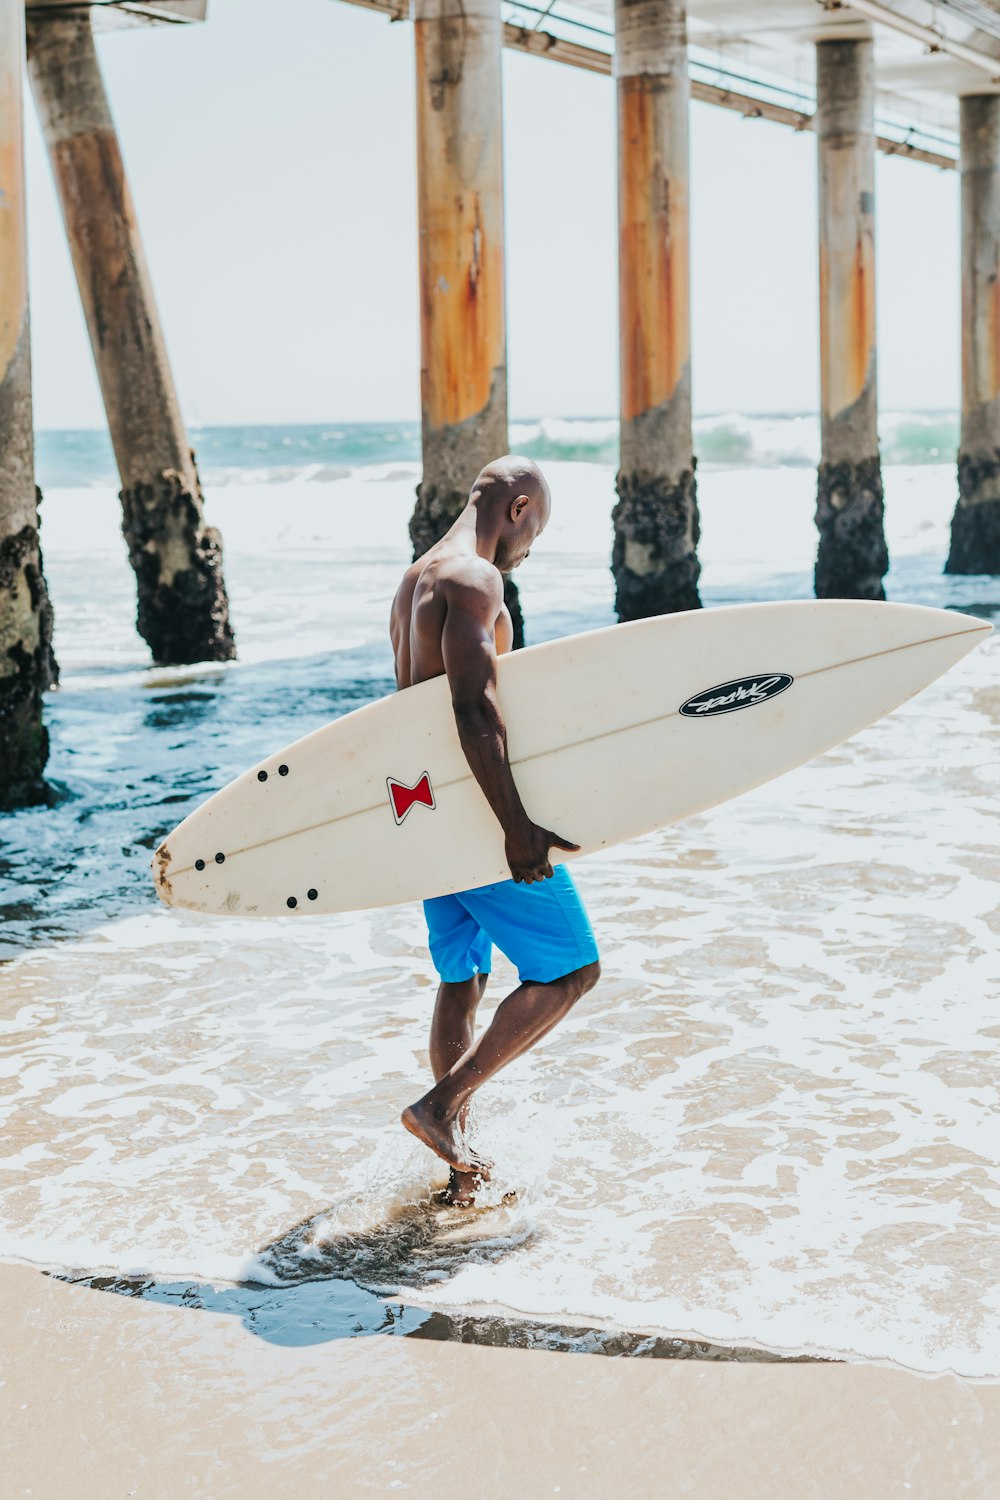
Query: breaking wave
34,411,961,492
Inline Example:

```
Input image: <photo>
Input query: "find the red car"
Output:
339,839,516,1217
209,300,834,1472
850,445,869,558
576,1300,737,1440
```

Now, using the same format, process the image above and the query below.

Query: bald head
469,455,551,572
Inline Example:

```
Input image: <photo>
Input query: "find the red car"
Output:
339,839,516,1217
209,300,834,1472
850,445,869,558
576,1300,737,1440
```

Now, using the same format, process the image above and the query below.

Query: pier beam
612,0,699,620
947,95,1000,575
411,0,521,642
26,13,235,666
814,38,887,600
0,0,56,811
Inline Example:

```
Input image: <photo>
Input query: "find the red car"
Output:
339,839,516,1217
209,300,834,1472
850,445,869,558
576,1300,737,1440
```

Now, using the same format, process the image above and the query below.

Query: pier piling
0,0,56,811
410,0,522,642
814,37,887,601
947,94,1000,576
26,12,235,666
612,0,700,620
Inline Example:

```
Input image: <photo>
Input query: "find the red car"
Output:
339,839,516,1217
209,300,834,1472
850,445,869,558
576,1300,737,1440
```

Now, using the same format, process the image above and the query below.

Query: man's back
390,539,513,690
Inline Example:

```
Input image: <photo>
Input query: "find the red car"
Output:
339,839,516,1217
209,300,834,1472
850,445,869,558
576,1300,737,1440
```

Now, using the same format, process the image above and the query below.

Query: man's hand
505,821,580,884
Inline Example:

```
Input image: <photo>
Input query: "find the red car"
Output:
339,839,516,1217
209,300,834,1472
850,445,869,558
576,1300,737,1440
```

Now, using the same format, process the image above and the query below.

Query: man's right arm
440,564,578,884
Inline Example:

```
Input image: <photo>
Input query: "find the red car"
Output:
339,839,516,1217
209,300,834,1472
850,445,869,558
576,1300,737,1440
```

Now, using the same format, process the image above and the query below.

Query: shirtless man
391,456,601,1205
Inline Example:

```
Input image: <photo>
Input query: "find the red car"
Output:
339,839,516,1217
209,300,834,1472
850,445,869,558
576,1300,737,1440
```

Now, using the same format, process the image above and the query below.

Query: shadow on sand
50,1194,825,1363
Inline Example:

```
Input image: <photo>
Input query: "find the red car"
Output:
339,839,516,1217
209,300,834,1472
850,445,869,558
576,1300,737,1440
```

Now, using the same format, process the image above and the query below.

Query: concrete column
814,38,887,600
947,94,1000,575
612,0,699,620
411,0,521,642
0,0,56,811
26,14,235,666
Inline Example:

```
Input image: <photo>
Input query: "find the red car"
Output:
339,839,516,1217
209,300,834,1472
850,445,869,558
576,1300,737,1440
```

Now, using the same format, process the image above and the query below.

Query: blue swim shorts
423,864,599,985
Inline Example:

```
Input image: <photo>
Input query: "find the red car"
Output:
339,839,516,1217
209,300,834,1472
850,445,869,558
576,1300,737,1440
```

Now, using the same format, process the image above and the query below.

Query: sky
22,0,961,429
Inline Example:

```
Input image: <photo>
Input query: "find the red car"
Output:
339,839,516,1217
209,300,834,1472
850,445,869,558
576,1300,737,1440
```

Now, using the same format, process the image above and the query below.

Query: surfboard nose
946,608,993,638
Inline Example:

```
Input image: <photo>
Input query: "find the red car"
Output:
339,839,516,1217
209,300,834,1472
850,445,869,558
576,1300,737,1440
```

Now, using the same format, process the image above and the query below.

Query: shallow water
2,457,998,1376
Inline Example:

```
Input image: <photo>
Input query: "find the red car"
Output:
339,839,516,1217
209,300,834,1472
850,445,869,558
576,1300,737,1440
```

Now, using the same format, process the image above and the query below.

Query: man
390,456,601,1205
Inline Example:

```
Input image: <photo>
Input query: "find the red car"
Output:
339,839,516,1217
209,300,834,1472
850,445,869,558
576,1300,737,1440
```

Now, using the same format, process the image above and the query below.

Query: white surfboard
152,601,990,917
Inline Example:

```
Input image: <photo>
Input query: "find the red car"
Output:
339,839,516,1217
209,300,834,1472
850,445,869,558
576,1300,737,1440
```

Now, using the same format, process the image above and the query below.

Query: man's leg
429,973,488,1079
428,974,488,1204
402,959,600,1173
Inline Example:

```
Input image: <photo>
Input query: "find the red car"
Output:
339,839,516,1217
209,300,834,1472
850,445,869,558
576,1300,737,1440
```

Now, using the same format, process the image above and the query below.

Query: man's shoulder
436,554,503,604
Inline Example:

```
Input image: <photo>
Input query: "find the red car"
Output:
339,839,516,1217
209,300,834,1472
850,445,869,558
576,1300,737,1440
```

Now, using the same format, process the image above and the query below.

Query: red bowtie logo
387,771,435,825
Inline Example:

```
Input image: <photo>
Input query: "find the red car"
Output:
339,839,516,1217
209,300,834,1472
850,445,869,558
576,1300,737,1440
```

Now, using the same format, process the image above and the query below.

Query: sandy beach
3,1259,1000,1499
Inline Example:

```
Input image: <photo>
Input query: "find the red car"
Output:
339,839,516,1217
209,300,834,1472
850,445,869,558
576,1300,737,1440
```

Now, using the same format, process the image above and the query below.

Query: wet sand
2,1261,998,1498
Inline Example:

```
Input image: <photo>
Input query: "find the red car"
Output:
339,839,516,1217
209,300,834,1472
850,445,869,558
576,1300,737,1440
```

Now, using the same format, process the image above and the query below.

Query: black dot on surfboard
287,896,297,909
215,852,225,864
307,888,318,901
195,859,205,871
278,764,289,776
257,770,267,782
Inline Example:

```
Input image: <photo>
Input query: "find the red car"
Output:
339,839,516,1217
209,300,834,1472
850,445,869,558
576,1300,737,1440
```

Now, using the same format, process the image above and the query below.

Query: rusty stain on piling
960,102,1000,437
618,77,689,426
53,132,141,362
949,94,1000,571
857,230,874,390
612,0,700,618
44,116,185,477
814,37,885,599
817,219,875,432
415,10,504,436
816,40,878,451
410,0,514,628
0,72,27,383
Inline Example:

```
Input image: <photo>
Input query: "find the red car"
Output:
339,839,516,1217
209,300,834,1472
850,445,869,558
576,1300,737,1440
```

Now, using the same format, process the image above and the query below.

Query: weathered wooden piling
814,37,887,601
947,94,1000,575
411,0,522,642
26,11,235,666
0,0,56,811
612,0,700,620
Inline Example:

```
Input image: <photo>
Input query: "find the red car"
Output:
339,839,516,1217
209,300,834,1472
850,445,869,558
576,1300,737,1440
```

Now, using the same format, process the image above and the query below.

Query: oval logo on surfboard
680,673,794,718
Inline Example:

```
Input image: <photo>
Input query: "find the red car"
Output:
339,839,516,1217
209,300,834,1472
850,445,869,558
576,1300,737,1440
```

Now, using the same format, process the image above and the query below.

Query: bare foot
439,1166,490,1207
401,1099,486,1174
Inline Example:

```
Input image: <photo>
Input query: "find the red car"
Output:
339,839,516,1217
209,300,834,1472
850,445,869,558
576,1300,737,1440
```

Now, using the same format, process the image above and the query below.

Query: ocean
3,414,999,1378
34,409,963,489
